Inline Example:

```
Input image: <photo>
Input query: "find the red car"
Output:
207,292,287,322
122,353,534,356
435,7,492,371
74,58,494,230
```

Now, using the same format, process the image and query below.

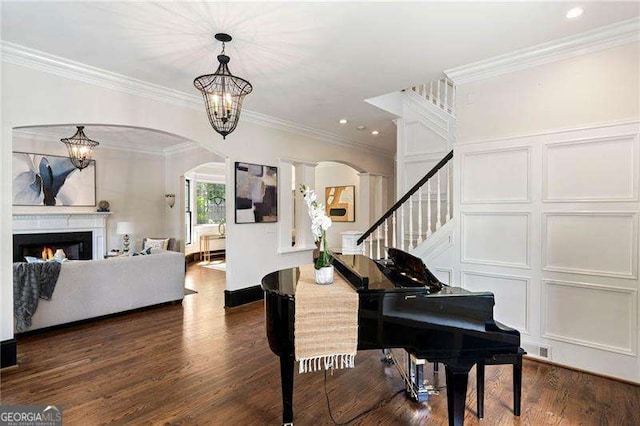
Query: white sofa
27,251,185,332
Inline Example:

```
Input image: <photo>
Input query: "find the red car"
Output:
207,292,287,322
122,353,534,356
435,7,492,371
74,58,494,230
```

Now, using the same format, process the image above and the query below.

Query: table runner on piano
294,264,358,374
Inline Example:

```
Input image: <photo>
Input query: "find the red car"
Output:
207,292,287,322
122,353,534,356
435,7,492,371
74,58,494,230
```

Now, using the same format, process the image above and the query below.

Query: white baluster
408,195,414,249
376,227,381,260
444,79,448,112
384,219,389,259
392,211,397,249
429,81,434,102
437,79,441,108
426,179,432,238
417,189,423,245
368,235,373,258
452,84,456,115
436,171,442,229
400,204,405,251
446,163,451,222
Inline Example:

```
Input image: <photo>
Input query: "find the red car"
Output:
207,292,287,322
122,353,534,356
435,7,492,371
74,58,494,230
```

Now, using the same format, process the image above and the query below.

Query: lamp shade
116,221,135,235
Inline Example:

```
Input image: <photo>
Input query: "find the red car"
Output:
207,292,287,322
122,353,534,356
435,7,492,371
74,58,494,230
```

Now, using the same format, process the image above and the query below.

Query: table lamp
116,221,135,253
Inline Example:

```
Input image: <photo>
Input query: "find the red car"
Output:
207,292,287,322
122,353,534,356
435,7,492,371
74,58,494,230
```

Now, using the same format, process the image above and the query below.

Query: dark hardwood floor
2,264,639,425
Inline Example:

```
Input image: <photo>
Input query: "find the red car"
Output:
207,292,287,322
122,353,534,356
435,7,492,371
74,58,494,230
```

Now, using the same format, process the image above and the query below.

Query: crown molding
445,17,640,85
1,41,394,159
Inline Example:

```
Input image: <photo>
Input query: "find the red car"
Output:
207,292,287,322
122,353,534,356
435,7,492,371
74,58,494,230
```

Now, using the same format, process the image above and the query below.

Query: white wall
12,134,166,253
445,42,640,382
0,59,394,342
455,43,640,144
315,162,363,252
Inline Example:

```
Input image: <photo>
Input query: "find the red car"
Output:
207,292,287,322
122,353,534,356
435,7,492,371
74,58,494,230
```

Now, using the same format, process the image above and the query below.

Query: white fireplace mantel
12,212,111,260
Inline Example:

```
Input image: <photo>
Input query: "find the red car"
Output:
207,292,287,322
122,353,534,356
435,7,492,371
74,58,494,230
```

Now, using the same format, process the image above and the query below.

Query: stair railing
358,150,453,259
411,77,456,116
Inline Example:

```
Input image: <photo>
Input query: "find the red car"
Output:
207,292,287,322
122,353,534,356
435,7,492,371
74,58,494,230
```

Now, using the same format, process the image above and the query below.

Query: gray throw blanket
13,262,61,332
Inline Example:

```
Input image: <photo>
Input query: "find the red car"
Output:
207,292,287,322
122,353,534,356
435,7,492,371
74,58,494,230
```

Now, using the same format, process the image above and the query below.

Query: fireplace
13,231,93,262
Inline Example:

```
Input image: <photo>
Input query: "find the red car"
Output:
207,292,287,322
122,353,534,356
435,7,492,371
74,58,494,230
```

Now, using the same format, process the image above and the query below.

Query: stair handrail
357,150,453,246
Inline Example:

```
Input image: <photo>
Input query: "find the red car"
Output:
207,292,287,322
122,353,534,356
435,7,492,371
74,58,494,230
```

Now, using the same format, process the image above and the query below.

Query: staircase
359,76,456,260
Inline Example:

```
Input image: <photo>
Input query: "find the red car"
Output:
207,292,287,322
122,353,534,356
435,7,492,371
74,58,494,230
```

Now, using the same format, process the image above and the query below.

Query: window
185,178,192,245
196,182,226,224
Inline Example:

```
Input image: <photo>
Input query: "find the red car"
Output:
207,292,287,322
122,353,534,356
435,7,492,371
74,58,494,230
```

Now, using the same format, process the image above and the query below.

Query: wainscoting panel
461,271,529,333
543,280,637,355
403,158,439,190
543,134,639,202
461,212,530,268
543,212,637,279
404,120,448,156
461,147,530,204
434,268,453,285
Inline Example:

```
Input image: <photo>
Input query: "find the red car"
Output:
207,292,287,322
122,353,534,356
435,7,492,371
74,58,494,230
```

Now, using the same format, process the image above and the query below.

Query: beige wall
456,42,640,143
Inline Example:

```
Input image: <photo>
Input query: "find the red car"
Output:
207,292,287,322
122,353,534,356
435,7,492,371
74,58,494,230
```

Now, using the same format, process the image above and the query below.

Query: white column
294,161,317,251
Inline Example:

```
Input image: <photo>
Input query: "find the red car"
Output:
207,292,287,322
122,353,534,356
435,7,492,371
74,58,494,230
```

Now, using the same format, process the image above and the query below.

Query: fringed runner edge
298,353,356,374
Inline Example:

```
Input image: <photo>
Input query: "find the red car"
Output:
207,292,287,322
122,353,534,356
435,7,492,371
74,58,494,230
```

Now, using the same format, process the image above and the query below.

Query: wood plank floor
2,264,639,425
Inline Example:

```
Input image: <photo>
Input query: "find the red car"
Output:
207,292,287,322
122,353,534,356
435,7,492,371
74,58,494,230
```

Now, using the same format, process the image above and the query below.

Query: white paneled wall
450,121,640,382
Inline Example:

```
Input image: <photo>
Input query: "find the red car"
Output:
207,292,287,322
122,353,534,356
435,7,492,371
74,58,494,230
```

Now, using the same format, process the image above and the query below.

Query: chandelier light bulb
566,7,583,19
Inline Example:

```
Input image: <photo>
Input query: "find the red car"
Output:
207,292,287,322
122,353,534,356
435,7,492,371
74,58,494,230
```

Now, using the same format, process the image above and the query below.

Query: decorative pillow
144,238,170,251
131,247,153,256
24,256,45,263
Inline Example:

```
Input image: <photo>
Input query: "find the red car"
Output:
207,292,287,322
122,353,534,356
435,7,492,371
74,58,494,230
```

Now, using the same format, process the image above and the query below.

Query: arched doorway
182,161,228,273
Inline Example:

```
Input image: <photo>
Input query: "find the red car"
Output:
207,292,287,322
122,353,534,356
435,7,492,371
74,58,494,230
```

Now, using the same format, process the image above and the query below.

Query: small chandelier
60,126,99,170
194,33,253,139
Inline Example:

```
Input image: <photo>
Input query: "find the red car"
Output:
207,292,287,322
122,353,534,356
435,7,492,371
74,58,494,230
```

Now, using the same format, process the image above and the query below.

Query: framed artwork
235,162,278,223
12,152,96,206
325,185,355,222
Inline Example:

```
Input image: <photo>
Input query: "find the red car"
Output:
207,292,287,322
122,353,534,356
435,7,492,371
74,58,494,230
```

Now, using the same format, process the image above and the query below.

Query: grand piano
262,249,522,426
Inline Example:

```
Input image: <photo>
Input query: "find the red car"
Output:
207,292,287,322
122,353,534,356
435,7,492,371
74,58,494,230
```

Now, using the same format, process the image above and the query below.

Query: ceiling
2,2,639,153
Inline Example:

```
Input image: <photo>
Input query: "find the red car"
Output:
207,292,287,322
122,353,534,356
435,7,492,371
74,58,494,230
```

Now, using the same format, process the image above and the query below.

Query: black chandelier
60,126,99,170
194,33,253,139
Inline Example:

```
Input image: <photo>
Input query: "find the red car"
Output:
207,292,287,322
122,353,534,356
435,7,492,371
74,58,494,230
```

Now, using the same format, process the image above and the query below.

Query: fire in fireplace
13,232,93,262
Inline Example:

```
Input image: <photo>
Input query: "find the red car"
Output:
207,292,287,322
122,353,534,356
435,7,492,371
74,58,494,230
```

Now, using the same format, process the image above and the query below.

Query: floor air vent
522,342,551,360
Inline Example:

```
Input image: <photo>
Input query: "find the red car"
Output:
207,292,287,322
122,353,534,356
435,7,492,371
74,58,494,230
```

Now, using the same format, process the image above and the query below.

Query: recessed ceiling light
566,7,583,19
339,119,348,124
356,125,366,131
371,130,380,136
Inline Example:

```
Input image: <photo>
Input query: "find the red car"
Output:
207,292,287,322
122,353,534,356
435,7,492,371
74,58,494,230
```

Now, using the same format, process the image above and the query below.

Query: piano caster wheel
283,423,293,426
380,349,395,365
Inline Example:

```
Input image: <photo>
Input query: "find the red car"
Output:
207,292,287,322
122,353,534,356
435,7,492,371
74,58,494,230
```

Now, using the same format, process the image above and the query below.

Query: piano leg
280,354,295,425
514,353,523,416
444,364,473,426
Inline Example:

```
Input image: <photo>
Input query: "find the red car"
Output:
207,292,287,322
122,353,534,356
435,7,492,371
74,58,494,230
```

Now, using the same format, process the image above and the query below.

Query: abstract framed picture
234,162,278,223
325,185,355,222
12,152,96,206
